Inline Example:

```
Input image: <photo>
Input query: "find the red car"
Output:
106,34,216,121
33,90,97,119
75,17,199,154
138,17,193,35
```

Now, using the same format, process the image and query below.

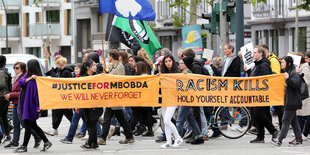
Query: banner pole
100,15,104,57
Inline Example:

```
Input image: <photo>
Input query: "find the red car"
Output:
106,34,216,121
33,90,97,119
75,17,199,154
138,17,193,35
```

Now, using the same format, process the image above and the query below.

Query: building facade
248,0,310,57
0,0,74,66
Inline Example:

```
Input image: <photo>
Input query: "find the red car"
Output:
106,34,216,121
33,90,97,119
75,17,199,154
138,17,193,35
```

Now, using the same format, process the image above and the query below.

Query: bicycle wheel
214,107,251,139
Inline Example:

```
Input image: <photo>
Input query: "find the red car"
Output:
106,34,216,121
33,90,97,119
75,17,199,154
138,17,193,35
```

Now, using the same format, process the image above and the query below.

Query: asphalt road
1,110,310,155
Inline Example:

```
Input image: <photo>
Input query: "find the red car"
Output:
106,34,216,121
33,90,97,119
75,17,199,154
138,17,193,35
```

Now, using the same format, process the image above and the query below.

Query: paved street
1,111,310,155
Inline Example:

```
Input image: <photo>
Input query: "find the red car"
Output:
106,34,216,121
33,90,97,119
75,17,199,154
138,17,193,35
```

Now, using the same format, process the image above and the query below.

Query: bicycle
159,106,251,139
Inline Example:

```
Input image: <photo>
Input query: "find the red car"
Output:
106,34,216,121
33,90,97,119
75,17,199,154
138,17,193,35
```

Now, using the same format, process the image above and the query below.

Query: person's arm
32,82,40,112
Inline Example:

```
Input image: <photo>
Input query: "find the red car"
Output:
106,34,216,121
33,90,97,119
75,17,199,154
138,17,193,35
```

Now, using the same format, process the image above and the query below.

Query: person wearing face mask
247,46,279,144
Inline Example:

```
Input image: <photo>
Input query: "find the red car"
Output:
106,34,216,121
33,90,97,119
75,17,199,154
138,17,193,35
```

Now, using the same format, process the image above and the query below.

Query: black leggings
23,119,49,147
52,109,73,129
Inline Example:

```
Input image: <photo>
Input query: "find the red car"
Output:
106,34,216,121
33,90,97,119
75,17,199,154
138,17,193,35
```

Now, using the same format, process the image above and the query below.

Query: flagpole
100,15,104,56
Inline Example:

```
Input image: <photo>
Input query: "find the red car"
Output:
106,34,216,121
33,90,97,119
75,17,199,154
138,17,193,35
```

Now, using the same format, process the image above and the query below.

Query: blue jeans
200,107,209,137
111,109,131,127
66,109,86,142
66,110,102,142
0,124,3,137
12,104,40,145
176,106,201,137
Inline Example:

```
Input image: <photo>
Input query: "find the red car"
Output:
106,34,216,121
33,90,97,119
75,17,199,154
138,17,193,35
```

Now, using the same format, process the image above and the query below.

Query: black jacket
58,66,73,78
248,58,272,77
217,56,241,77
46,67,60,77
124,63,135,75
285,68,302,110
191,60,203,74
210,65,222,76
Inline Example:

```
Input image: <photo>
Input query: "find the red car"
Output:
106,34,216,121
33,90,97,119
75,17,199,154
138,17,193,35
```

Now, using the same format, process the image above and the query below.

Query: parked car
4,54,48,117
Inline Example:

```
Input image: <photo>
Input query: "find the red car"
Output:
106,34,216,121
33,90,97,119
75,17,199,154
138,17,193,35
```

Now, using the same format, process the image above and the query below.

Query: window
7,13,19,25
160,36,172,52
67,10,71,35
35,12,40,23
1,48,11,54
298,27,307,53
46,10,60,23
26,47,41,58
255,30,263,45
270,30,279,55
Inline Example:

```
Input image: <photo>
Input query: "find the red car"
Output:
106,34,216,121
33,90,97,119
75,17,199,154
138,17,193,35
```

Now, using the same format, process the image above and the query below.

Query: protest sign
288,53,301,68
36,74,159,109
202,49,214,61
161,73,285,107
241,42,255,70
182,25,203,54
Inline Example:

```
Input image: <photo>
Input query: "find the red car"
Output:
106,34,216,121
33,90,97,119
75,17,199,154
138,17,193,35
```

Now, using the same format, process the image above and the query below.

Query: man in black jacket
210,44,242,139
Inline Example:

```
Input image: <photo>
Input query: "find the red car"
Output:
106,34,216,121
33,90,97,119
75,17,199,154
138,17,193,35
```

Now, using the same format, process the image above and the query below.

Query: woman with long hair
129,62,154,137
4,62,41,148
159,55,183,149
80,60,103,150
138,48,153,72
271,56,303,146
14,59,52,153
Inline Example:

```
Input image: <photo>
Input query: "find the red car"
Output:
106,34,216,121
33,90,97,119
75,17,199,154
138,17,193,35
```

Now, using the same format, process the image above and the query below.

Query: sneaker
81,135,89,141
250,138,264,143
4,142,19,148
190,137,204,145
172,138,183,148
14,146,27,153
248,128,258,135
288,138,302,147
270,138,282,147
160,143,172,149
60,138,72,144
203,136,209,141
142,130,154,137
44,129,58,136
302,135,308,141
80,144,99,150
155,136,166,143
107,126,115,139
210,132,222,139
41,141,52,152
97,137,106,145
75,133,85,138
1,135,11,144
185,137,195,143
34,139,42,148
272,130,280,139
152,121,160,132
119,139,135,144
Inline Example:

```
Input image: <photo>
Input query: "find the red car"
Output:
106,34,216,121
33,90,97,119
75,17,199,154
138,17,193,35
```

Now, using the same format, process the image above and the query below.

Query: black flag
105,13,141,55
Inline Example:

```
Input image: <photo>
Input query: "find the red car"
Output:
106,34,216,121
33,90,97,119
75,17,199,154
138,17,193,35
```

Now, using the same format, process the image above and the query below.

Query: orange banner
36,74,160,109
160,73,285,107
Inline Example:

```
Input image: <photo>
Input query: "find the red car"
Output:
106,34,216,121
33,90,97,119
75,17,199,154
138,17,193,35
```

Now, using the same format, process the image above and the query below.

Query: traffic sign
97,49,103,56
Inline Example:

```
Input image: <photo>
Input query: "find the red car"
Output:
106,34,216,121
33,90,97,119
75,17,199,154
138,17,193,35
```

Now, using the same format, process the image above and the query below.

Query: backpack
194,59,210,76
299,73,309,100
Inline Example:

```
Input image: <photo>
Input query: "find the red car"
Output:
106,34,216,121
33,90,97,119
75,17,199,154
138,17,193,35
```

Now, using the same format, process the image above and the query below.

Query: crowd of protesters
1,43,310,152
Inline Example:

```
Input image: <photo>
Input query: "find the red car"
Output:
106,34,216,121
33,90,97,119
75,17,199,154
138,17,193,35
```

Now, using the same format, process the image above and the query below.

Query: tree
298,0,310,10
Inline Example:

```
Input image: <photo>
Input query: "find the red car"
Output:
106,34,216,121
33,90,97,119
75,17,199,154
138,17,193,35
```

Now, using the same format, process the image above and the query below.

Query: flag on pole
112,16,161,58
106,14,141,55
99,0,156,21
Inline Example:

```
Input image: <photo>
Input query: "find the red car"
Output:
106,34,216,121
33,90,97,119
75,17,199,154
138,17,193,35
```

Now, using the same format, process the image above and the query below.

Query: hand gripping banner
36,74,160,109
160,73,285,107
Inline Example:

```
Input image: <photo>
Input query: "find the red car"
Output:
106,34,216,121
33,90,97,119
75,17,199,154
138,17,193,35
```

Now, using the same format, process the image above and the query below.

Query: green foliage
172,12,184,28
249,0,267,6
298,0,310,11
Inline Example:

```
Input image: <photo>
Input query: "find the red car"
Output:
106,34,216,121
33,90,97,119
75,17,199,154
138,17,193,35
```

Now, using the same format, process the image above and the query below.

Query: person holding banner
80,60,103,150
15,59,52,153
271,56,303,147
159,55,183,149
99,49,134,145
247,46,279,144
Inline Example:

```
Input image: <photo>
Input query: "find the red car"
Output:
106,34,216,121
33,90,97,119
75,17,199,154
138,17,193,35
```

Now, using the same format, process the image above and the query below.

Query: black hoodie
248,58,272,77
58,66,73,78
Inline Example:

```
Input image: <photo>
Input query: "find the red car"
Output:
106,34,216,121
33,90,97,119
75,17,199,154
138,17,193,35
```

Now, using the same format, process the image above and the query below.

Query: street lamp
1,0,8,54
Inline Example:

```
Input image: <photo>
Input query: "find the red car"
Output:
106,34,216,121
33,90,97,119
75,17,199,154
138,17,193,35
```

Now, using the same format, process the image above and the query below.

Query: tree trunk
189,0,197,25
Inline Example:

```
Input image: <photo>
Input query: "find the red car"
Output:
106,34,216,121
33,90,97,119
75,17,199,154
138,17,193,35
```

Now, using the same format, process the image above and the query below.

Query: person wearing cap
154,56,164,75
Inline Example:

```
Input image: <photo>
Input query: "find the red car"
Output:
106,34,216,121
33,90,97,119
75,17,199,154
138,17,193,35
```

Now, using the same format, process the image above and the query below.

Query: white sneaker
172,138,183,148
160,143,172,149
81,135,89,141
107,125,115,139
302,135,308,141
44,128,58,136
